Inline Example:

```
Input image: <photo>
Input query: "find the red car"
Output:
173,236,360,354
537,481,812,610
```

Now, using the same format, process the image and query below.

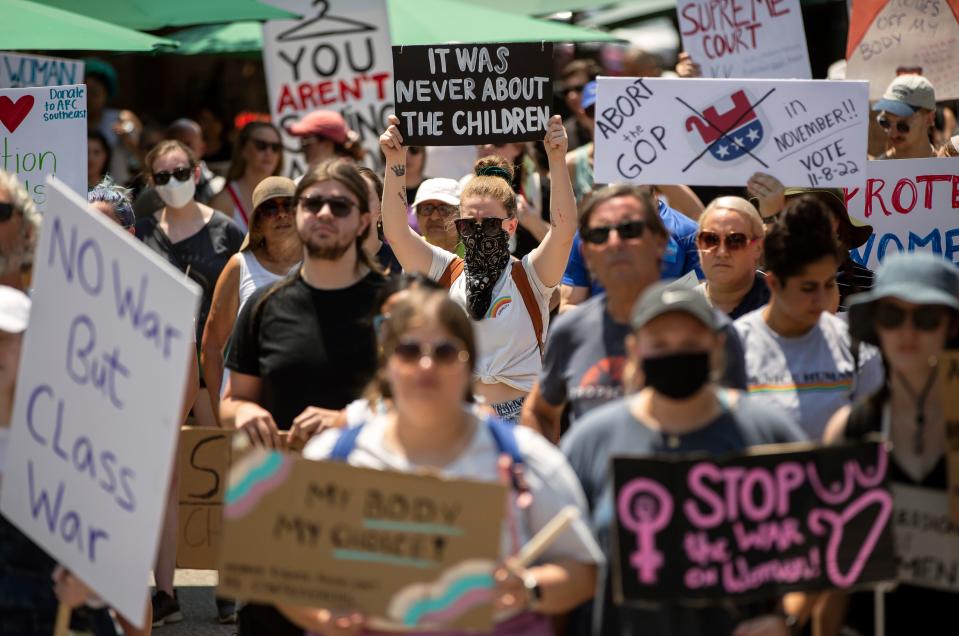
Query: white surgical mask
155,178,196,209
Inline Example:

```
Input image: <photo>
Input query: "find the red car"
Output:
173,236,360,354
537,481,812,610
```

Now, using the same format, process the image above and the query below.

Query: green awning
168,21,263,56
35,0,298,30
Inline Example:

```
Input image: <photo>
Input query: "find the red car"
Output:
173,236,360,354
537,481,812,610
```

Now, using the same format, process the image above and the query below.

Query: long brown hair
225,121,284,183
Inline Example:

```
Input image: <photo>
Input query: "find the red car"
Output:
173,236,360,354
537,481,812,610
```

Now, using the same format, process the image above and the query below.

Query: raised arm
379,115,435,274
529,115,577,288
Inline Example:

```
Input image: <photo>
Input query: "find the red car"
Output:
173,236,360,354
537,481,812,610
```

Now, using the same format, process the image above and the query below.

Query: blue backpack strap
485,417,524,466
328,423,364,461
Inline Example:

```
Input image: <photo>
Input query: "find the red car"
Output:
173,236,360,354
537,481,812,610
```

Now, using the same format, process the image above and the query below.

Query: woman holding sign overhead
379,114,577,424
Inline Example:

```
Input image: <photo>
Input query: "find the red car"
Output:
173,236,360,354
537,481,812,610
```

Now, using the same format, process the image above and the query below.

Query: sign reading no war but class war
611,441,896,604
217,450,505,631
0,85,86,210
392,42,553,146
593,77,869,187
176,426,233,570
0,179,200,628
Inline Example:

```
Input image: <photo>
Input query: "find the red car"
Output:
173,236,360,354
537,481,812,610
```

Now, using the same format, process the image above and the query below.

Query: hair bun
473,156,514,182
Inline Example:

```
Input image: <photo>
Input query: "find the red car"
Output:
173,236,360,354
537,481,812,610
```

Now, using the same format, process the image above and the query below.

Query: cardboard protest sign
217,449,505,630
845,158,959,270
677,0,811,79
0,85,86,210
593,77,869,188
846,0,959,101
1,53,84,89
0,178,200,628
891,483,959,592
262,0,394,176
611,441,895,604
176,426,233,570
392,43,553,146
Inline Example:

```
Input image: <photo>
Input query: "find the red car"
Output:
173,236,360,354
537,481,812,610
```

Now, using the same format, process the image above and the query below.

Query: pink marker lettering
618,478,673,584
807,489,893,587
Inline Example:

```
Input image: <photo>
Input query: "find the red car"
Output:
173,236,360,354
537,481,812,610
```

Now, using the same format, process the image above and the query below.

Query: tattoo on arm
391,165,406,177
398,185,407,203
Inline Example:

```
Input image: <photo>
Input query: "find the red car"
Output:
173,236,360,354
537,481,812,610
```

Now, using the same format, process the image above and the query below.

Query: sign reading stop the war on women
677,0,811,79
845,158,959,270
592,77,869,188
0,85,86,210
262,0,393,176
0,53,84,89
0,179,200,628
611,441,896,604
392,42,553,146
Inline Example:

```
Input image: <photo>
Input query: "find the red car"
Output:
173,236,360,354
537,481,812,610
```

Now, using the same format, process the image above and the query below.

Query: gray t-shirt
734,309,884,440
561,392,805,636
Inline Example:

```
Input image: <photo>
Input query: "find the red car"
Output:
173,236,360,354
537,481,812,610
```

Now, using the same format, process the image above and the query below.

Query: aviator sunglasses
152,166,194,185
453,217,507,238
696,231,756,252
297,195,356,217
392,338,469,365
876,303,946,331
581,220,646,245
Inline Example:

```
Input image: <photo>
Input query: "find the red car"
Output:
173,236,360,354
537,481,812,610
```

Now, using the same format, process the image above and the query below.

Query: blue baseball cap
581,80,597,111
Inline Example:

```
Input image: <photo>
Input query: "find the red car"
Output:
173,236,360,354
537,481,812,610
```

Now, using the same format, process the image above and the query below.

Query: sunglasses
581,220,646,245
251,139,282,153
453,217,507,238
392,338,468,365
297,195,356,218
696,231,755,252
563,84,586,96
258,197,292,217
0,202,14,222
416,203,458,218
152,166,193,186
876,303,946,331
877,116,911,134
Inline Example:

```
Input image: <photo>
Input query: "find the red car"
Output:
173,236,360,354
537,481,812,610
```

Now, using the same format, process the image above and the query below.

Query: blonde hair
700,196,764,237
460,156,516,217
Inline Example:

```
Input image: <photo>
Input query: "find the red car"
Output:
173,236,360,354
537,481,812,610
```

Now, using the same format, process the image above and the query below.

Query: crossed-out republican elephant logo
684,90,764,162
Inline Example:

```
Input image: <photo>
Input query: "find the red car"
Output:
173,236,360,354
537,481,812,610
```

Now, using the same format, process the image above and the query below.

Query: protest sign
392,42,553,146
217,449,506,630
0,178,200,628
611,441,895,604
846,0,959,101
845,158,959,270
0,85,86,210
891,483,959,592
677,0,811,79
262,0,393,176
0,53,84,89
176,426,233,570
593,77,869,187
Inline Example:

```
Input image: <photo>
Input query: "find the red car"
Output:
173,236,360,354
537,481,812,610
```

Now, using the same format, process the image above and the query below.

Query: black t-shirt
135,211,244,343
225,271,387,430
729,271,771,320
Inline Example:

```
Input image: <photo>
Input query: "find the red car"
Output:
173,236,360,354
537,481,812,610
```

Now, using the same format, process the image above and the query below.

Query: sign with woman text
0,53,84,89
0,178,200,628
593,77,869,187
217,449,505,631
677,0,811,79
611,441,896,604
0,85,86,210
392,42,553,146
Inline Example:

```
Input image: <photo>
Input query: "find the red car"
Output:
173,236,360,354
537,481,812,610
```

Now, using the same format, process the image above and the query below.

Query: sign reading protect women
0,85,86,210
592,77,869,187
0,179,200,628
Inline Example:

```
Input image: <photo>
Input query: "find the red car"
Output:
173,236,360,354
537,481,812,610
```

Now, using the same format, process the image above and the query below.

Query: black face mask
641,351,711,399
461,229,511,320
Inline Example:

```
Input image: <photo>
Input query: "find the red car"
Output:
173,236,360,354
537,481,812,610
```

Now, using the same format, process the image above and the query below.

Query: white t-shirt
303,412,602,566
427,245,554,392
734,309,884,439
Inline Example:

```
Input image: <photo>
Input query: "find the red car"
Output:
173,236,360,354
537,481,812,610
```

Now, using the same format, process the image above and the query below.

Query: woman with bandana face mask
379,115,577,423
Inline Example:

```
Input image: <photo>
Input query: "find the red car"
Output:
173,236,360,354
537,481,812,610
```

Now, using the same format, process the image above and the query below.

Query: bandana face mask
456,217,511,320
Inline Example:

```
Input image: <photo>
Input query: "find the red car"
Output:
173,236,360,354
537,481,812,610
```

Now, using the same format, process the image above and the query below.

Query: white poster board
593,77,870,187
845,157,959,270
677,0,811,79
0,85,87,210
262,0,394,177
0,53,84,89
892,483,959,592
0,179,200,628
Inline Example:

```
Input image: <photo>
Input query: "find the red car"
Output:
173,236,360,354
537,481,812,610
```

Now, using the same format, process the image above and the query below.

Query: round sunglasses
296,195,356,218
876,303,946,331
581,220,646,245
453,217,507,238
696,231,756,252
152,166,194,186
876,115,912,134
392,338,469,365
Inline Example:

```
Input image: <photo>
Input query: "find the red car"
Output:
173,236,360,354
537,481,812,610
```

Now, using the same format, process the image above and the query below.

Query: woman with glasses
694,196,768,319
210,122,284,233
733,196,884,439
871,74,937,160
378,115,577,423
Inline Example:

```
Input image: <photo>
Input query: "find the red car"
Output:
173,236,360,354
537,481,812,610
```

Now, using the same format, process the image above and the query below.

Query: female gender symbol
617,478,674,584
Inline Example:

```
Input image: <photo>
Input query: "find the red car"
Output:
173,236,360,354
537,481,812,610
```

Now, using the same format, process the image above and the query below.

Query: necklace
894,365,938,454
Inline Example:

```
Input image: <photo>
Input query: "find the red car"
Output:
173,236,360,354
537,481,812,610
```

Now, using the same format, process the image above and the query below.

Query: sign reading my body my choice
611,441,896,604
392,42,553,146
0,179,200,628
593,77,869,188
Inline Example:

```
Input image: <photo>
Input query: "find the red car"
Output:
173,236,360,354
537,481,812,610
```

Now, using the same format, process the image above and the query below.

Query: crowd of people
0,48,957,636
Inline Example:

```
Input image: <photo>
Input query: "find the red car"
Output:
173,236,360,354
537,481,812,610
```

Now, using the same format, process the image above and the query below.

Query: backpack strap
329,424,364,461
510,262,544,360
438,257,465,289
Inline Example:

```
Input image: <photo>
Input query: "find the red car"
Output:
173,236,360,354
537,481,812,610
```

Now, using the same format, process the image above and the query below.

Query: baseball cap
412,178,461,209
0,286,30,334
783,187,873,249
872,75,936,117
252,176,296,211
581,80,598,111
288,110,349,144
631,281,720,332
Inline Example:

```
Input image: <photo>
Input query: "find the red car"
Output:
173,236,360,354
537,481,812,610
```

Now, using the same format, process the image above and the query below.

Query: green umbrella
168,21,263,56
36,0,298,30
0,0,175,51
463,0,621,16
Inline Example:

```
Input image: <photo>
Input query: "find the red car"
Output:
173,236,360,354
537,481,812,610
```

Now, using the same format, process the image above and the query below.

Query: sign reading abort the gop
611,441,895,604
392,42,553,146
593,77,869,187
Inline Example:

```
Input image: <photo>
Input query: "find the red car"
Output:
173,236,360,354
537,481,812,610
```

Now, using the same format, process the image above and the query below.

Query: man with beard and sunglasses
0,171,41,292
